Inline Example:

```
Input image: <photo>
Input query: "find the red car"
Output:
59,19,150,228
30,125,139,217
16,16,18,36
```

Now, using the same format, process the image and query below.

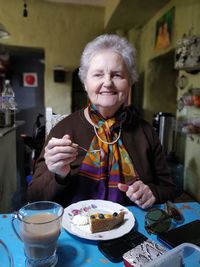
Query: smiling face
84,50,131,118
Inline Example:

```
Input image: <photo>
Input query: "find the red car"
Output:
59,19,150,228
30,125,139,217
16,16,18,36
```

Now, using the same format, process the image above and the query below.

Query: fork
77,145,100,153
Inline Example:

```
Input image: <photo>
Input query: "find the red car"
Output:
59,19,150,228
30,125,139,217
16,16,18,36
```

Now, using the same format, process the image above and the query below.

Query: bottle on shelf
0,79,16,127
2,80,15,107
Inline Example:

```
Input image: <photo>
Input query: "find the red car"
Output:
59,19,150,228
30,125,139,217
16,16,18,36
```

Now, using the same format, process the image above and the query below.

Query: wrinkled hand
44,134,78,178
118,180,156,209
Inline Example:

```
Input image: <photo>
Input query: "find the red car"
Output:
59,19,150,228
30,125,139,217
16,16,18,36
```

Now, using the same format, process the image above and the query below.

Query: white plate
62,199,135,240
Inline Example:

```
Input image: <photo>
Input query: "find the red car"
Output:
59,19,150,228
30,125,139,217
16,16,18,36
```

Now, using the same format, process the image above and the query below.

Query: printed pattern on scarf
78,105,139,191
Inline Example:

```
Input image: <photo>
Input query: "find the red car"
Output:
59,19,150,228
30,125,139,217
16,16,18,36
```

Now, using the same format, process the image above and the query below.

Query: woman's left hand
118,181,156,209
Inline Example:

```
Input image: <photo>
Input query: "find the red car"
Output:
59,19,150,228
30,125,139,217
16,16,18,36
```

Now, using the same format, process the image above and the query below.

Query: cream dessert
72,214,89,226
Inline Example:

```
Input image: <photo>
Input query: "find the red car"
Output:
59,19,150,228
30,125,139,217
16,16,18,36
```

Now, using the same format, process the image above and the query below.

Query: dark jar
0,108,15,127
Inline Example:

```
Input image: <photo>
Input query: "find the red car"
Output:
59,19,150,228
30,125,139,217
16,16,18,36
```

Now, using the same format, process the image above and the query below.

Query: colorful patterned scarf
78,104,139,189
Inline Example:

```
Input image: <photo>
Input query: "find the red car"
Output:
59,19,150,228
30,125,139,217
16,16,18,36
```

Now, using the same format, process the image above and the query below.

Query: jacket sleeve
27,126,70,202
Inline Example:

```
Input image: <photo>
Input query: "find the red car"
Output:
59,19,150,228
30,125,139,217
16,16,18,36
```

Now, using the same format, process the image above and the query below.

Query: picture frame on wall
155,7,175,50
23,72,38,87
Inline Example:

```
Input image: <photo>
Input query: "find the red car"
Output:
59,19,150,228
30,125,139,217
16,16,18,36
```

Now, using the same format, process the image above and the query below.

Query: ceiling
44,0,170,31
105,0,170,31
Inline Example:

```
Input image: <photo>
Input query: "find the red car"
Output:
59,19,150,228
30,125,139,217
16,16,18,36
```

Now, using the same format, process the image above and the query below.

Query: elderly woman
28,34,176,209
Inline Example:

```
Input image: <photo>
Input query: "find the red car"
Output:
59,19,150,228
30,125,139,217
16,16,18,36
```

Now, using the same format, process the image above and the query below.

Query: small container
144,243,200,267
123,239,167,267
0,108,15,127
180,118,200,134
192,88,200,108
182,92,193,106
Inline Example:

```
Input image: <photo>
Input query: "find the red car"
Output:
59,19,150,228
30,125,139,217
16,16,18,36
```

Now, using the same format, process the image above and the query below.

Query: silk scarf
78,104,139,188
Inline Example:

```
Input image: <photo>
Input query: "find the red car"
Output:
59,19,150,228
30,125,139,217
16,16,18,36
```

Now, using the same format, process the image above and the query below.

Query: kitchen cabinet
0,121,24,212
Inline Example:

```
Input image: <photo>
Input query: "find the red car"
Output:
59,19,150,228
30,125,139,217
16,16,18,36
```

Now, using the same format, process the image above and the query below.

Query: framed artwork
155,7,175,50
23,72,38,87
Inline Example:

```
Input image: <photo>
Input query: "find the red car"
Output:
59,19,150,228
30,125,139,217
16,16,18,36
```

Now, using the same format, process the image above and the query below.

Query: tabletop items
144,201,184,235
157,219,200,248
144,243,200,267
1,201,200,267
12,201,64,267
89,211,125,234
98,229,148,263
145,208,172,234
123,239,167,267
62,199,135,241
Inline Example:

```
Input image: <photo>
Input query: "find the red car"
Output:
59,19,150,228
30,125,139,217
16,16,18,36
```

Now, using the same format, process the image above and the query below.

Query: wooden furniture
0,121,24,213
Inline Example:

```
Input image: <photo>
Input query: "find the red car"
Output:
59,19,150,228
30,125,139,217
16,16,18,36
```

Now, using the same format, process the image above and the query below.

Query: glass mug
12,201,64,267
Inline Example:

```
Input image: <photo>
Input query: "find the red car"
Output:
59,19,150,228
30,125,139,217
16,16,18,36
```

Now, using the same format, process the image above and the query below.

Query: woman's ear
124,86,132,106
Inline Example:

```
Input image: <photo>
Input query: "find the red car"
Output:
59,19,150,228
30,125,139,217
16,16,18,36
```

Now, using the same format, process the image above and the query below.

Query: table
0,202,200,267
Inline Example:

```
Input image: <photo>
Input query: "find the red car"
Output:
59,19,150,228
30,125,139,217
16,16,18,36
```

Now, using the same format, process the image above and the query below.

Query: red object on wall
23,73,38,87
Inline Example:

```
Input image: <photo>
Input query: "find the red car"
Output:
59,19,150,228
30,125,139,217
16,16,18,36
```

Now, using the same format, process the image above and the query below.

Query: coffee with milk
12,201,64,267
21,213,61,260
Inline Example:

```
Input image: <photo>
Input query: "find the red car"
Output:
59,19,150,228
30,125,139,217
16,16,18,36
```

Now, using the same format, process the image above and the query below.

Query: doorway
71,68,87,112
2,45,45,199
8,46,45,135
145,50,178,123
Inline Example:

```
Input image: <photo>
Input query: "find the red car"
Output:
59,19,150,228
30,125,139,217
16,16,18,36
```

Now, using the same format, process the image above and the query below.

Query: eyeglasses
145,208,171,234
145,202,184,235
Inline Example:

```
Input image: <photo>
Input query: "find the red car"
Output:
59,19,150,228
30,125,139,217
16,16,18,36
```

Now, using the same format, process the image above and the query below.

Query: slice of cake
89,211,125,233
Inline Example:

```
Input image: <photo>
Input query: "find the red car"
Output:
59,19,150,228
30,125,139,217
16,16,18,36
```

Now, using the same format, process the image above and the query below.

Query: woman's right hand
44,134,78,178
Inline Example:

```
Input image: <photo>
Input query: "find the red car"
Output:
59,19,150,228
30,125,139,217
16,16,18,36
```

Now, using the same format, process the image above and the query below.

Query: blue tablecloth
0,202,200,267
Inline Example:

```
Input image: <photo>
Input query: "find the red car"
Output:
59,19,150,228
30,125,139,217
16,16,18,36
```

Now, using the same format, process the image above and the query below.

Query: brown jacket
28,108,176,207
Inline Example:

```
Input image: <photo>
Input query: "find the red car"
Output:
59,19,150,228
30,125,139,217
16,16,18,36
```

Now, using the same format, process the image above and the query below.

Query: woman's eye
93,73,102,77
113,73,122,78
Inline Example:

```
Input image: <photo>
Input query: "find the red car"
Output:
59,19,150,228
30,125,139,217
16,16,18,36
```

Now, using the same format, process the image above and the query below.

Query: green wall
129,0,200,121
128,0,200,201
104,0,120,28
0,0,104,114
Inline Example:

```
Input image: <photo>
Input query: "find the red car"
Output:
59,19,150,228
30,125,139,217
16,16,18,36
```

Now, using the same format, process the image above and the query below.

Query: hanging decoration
174,28,200,72
23,73,38,87
23,0,28,17
154,7,175,51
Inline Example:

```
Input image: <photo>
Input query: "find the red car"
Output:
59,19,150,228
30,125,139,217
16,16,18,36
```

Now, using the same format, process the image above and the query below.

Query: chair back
45,107,68,137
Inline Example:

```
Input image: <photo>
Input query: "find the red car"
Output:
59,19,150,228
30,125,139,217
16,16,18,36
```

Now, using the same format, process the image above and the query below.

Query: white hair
78,34,138,85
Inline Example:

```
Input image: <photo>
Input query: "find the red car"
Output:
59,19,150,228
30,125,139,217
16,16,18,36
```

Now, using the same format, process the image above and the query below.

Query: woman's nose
103,74,112,87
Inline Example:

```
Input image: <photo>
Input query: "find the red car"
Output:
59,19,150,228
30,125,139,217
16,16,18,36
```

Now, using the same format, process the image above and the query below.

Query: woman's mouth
99,91,117,95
